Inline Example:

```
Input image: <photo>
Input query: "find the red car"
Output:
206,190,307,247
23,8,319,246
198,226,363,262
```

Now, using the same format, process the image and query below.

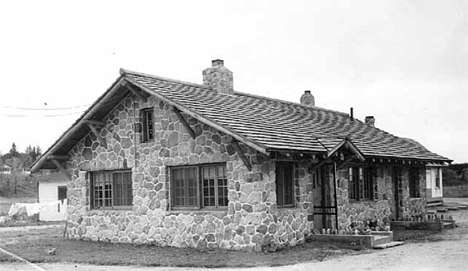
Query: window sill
140,140,154,146
349,199,377,204
88,208,133,215
168,209,228,216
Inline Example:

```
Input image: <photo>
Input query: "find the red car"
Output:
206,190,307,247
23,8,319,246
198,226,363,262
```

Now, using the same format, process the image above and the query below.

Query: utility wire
4,111,85,118
1,104,90,111
1,94,132,118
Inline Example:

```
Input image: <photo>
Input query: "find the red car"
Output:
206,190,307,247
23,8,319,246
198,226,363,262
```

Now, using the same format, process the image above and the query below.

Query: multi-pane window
276,163,294,207
91,170,133,209
409,168,420,198
171,164,227,210
142,108,154,142
435,169,441,188
349,167,373,201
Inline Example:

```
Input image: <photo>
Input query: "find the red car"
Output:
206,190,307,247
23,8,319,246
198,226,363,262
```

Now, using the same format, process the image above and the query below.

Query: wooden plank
231,140,252,171
173,108,196,139
85,123,106,147
50,159,71,181
47,155,70,160
123,81,147,102
83,120,105,126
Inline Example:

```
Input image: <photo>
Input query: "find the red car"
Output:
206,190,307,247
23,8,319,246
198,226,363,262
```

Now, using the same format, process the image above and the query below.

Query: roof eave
30,76,126,173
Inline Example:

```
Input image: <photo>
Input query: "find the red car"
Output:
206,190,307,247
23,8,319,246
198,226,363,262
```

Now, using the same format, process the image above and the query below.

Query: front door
313,164,337,230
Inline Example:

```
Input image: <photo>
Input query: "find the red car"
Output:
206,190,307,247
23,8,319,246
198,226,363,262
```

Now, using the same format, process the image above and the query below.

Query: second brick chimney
365,116,375,127
202,59,233,94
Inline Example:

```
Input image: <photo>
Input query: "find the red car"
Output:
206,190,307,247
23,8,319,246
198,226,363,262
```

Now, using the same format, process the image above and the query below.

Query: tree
9,143,20,158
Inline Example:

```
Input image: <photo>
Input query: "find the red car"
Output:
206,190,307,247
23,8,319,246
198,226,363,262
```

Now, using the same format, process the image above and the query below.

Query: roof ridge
120,68,212,90
233,91,350,116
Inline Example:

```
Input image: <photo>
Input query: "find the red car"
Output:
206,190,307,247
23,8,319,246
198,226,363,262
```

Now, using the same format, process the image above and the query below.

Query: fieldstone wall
336,166,393,230
398,167,427,219
65,93,313,251
336,165,427,229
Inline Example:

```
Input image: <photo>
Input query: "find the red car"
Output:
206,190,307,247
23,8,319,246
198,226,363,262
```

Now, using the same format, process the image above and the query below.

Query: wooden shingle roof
123,69,450,162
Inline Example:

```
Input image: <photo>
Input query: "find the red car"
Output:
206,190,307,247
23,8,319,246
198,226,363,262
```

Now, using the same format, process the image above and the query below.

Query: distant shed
37,172,68,221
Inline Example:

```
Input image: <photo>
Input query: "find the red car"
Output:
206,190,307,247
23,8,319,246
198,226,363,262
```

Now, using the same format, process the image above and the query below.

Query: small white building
426,163,445,206
37,171,68,221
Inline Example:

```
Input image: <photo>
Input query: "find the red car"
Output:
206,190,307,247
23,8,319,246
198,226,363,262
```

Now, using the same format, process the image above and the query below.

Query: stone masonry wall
336,165,427,229
65,93,313,251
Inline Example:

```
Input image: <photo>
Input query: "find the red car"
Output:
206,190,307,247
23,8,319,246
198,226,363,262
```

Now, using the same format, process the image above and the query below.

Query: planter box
391,220,455,231
308,231,393,248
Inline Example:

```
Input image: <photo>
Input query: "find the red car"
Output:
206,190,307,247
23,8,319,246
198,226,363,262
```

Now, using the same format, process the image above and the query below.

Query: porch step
443,222,456,230
427,201,443,207
373,241,404,249
373,235,392,246
447,206,459,211
458,205,468,210
436,208,448,213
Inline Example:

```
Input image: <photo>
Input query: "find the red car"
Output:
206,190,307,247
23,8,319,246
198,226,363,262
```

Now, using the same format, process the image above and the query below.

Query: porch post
333,162,339,230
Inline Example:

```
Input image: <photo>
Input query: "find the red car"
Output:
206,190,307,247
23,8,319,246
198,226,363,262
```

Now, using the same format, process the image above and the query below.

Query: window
435,169,441,188
276,163,294,207
409,168,420,198
171,164,227,210
142,108,154,142
91,170,133,209
348,166,373,201
58,186,67,202
57,186,67,212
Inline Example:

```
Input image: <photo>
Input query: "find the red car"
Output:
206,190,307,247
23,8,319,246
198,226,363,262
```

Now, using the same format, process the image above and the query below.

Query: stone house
31,59,451,251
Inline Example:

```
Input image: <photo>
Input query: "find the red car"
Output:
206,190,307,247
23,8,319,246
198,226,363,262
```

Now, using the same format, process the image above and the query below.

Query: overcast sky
0,0,467,163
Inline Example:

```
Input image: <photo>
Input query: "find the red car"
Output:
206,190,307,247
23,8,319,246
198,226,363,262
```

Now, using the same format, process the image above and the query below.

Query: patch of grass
0,227,366,268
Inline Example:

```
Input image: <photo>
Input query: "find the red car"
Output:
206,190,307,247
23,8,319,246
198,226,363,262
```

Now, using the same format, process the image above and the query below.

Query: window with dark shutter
409,168,420,198
276,163,294,207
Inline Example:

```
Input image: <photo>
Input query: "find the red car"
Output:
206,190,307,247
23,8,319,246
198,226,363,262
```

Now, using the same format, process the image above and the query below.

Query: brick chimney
365,116,375,127
202,59,233,94
300,90,315,107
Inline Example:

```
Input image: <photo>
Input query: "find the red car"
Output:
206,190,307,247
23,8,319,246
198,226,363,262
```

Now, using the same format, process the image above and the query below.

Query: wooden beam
310,158,333,173
336,155,357,170
85,123,106,147
83,120,105,126
123,81,147,102
50,159,71,181
47,155,70,160
231,140,252,171
173,108,196,139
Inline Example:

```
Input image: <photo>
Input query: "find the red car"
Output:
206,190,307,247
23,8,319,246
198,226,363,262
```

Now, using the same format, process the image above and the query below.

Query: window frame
90,170,133,210
141,107,154,143
409,168,420,198
276,162,295,208
435,168,441,189
170,163,228,211
348,166,374,201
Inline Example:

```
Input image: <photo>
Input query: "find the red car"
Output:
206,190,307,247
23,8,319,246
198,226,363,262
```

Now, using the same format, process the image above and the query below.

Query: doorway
312,163,338,230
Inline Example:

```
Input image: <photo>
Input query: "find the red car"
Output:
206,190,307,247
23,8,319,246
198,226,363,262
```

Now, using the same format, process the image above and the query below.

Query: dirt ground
2,198,468,271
